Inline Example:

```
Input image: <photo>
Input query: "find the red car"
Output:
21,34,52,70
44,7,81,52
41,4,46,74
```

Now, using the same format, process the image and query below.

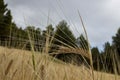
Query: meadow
0,46,120,80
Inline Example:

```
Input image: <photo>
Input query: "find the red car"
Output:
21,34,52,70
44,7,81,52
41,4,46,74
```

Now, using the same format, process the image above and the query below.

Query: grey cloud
4,0,120,49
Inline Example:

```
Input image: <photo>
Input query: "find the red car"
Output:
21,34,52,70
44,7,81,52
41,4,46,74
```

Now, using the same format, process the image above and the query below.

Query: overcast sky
4,0,120,51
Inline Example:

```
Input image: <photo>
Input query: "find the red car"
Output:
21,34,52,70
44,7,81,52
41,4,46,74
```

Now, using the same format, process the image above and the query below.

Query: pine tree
112,28,120,57
54,20,76,48
91,47,100,70
0,0,12,39
76,34,88,50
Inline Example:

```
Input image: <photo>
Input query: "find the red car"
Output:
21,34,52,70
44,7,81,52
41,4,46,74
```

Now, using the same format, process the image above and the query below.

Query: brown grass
0,46,120,80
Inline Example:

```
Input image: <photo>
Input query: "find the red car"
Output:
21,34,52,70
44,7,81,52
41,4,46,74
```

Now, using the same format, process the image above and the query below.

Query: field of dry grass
0,46,120,80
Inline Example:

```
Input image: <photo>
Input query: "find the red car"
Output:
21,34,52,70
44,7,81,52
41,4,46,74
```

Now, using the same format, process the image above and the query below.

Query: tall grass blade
78,10,94,80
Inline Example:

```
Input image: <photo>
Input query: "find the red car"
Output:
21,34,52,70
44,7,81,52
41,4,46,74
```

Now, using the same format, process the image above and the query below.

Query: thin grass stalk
11,69,17,80
40,65,45,80
27,29,36,71
44,9,51,54
45,24,51,54
78,10,94,80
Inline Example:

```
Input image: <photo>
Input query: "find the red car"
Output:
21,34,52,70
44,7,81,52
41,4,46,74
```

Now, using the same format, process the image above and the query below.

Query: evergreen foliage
0,0,12,37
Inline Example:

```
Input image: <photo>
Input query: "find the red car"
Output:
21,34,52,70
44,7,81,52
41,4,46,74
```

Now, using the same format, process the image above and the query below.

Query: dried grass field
0,46,120,80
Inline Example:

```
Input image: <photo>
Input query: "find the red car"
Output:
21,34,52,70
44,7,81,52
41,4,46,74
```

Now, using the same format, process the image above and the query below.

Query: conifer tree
0,0,12,39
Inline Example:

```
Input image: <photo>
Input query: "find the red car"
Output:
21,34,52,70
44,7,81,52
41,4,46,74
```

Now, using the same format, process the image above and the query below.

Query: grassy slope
0,46,120,80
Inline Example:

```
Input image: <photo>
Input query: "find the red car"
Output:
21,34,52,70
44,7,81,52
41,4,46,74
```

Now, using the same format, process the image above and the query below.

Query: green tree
54,20,76,48
25,26,36,40
10,23,18,37
45,24,55,52
112,28,120,74
9,23,19,47
34,27,42,51
112,28,120,57
46,24,54,37
91,47,100,70
76,34,88,50
0,0,12,37
101,42,115,73
25,26,43,51
103,42,112,55
35,27,41,41
44,24,54,43
91,47,99,61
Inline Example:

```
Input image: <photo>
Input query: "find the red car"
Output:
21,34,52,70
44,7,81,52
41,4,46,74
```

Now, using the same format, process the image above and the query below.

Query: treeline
0,0,120,74
92,32,120,74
